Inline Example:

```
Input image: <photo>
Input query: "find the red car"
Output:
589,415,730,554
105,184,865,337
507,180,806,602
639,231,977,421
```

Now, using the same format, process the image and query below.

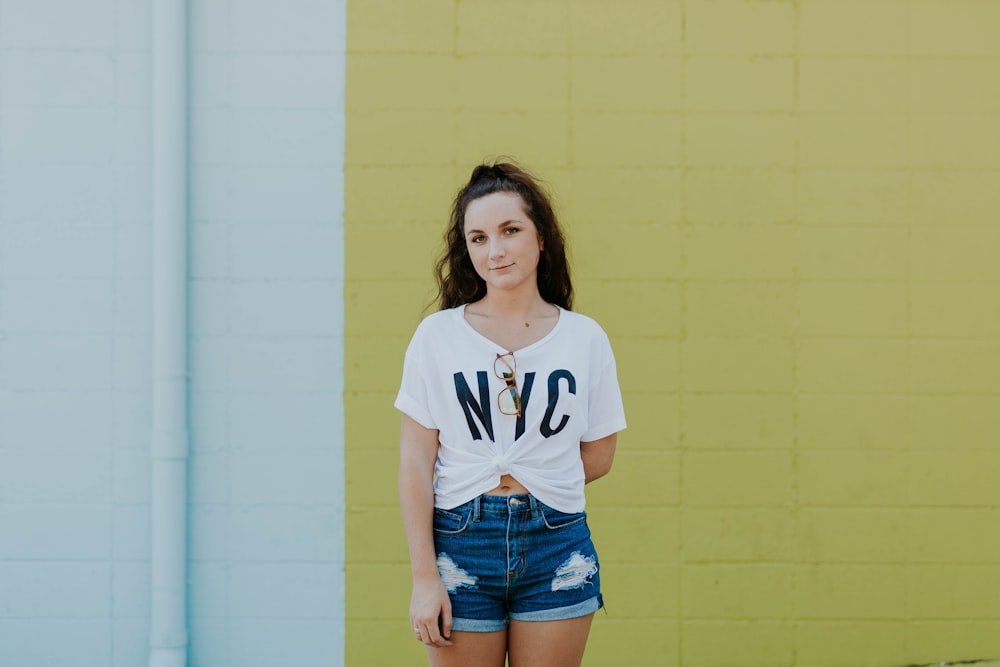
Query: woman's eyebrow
465,220,521,235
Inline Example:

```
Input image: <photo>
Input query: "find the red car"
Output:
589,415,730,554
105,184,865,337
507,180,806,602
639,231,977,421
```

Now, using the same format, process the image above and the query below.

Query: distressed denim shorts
432,494,603,633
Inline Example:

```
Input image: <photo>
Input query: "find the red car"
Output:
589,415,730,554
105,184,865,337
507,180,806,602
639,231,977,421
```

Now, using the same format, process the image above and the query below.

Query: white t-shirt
395,305,626,513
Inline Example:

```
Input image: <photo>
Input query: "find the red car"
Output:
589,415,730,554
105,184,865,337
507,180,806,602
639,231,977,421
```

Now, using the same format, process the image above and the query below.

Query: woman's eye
504,227,520,234
471,235,486,243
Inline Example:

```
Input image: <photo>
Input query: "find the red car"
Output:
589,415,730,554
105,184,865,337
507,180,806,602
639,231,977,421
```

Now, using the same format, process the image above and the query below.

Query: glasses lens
498,386,520,415
495,353,515,379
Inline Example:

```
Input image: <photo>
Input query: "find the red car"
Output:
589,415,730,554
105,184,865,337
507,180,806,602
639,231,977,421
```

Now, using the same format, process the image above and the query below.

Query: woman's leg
426,629,508,667
507,614,595,667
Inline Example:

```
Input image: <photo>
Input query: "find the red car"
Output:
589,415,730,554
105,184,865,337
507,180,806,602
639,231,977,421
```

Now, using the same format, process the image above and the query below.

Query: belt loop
473,495,481,522
528,495,539,519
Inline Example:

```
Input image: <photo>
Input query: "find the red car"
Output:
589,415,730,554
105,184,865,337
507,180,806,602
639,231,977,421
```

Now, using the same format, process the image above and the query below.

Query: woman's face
463,191,544,297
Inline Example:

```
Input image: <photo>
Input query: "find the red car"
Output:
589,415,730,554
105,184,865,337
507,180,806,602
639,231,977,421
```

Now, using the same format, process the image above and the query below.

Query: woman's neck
464,290,560,351
470,290,551,321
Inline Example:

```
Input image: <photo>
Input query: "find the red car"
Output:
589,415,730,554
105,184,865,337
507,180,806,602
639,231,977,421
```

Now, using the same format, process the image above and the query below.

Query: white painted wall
0,2,347,665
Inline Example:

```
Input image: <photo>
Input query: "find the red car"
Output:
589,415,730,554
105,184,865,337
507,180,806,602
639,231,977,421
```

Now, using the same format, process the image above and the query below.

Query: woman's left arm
581,433,617,483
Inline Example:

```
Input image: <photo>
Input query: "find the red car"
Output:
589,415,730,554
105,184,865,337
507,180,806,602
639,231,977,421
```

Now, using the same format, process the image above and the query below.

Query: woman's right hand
410,575,453,647
399,415,452,647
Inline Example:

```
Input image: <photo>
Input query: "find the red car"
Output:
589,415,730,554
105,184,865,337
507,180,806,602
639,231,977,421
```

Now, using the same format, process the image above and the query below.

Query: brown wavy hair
435,161,573,310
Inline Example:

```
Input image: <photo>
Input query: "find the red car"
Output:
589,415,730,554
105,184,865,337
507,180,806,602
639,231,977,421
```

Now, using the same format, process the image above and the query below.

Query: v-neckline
457,304,564,354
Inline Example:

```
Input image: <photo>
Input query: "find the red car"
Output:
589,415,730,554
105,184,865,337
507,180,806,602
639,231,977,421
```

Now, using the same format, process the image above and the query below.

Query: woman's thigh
507,614,595,667
426,629,507,667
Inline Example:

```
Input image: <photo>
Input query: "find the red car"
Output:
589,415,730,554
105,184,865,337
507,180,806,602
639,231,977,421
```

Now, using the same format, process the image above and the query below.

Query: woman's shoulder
559,308,610,340
409,305,464,339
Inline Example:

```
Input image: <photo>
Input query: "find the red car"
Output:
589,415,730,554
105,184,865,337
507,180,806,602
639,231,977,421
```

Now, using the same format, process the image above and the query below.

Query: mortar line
677,1,688,663
790,0,803,662
564,0,572,170
902,1,915,657
110,1,121,661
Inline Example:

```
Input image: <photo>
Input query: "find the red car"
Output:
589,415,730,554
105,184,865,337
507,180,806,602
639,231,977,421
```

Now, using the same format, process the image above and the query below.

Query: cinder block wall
185,2,348,666
344,1,1000,665
0,2,347,666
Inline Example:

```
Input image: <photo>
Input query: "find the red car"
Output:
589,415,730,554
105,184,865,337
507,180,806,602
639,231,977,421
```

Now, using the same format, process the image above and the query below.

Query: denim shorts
432,494,603,633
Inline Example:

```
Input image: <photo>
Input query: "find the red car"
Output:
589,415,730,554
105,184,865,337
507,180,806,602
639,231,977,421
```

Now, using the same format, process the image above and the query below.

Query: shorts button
509,497,522,507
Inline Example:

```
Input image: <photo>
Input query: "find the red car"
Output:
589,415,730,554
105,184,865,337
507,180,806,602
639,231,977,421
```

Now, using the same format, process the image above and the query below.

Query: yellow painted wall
344,1,1000,665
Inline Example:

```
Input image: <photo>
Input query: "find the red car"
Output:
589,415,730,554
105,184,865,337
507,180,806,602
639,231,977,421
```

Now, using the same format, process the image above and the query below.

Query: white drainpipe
149,1,189,666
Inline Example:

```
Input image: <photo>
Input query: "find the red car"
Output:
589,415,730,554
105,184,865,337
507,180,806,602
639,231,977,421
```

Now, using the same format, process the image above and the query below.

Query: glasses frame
494,352,521,418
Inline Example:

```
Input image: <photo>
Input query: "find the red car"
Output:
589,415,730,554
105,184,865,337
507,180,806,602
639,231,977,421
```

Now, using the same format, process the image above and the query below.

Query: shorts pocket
538,504,587,531
432,506,473,535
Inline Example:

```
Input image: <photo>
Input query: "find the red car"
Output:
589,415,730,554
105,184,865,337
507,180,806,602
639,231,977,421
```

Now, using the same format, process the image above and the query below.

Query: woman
396,161,626,666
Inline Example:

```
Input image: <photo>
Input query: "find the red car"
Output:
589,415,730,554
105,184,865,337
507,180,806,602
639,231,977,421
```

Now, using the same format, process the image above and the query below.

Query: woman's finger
440,603,453,639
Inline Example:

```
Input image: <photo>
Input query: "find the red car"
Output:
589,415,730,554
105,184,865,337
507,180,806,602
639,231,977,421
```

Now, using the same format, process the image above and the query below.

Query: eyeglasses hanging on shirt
494,352,521,418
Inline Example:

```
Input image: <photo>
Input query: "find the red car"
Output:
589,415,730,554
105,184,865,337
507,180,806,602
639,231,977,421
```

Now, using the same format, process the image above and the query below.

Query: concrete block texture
345,1,1000,666
0,0,347,666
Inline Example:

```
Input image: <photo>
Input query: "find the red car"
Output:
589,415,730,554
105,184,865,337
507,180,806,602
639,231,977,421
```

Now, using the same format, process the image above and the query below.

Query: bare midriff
486,474,530,496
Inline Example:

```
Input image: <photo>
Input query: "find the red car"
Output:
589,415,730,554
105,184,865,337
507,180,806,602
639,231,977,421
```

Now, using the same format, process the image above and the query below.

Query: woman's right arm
398,413,453,647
